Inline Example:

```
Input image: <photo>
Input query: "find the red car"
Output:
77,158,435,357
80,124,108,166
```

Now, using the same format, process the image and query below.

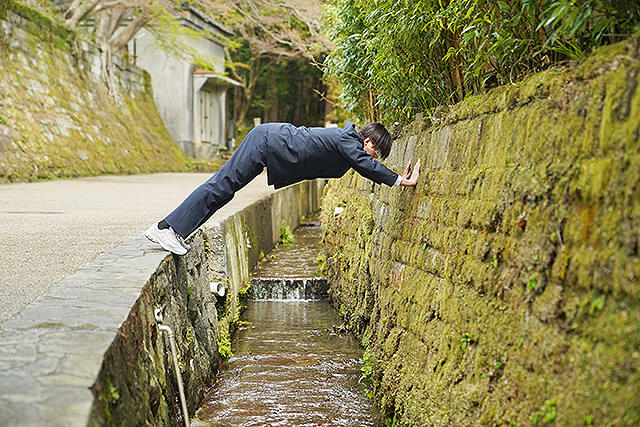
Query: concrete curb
0,179,324,426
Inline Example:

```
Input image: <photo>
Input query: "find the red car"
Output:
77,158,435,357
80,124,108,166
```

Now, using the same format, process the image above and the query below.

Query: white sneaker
144,222,188,255
175,233,191,251
147,224,191,251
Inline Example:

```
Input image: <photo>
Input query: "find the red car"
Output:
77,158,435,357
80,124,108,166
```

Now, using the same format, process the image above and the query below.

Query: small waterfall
248,277,328,300
248,223,328,301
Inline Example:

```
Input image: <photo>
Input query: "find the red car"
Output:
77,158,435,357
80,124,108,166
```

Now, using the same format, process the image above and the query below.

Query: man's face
363,137,380,159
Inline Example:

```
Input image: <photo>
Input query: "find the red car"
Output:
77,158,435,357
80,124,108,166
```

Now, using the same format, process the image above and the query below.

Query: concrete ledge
0,179,324,426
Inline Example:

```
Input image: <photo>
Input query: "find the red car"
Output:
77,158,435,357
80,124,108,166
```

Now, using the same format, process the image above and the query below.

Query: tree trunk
293,67,303,124
236,88,250,126
446,33,464,103
65,0,101,27
232,86,242,123
110,14,150,51
95,8,125,96
264,72,278,123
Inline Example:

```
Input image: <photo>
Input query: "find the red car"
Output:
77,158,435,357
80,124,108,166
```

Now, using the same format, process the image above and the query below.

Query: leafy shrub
279,224,295,244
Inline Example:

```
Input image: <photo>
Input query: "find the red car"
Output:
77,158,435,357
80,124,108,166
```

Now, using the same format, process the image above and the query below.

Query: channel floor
192,225,382,426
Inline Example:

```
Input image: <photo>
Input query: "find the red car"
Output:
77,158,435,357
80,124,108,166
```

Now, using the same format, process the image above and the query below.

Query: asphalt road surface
0,172,274,324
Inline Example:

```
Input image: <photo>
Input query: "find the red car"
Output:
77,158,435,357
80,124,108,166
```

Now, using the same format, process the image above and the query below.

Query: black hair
359,122,392,159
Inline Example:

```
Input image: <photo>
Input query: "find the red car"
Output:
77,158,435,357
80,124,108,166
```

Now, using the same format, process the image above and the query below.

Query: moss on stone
322,32,640,426
8,2,73,50
0,0,11,18
217,319,233,360
0,6,195,183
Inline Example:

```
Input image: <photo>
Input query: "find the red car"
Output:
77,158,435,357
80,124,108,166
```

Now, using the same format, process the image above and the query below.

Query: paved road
0,172,274,323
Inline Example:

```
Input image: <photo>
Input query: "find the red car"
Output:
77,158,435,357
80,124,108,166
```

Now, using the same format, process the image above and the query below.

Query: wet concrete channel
192,224,383,426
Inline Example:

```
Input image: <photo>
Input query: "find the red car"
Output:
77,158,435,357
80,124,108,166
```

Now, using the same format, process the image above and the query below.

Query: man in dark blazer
145,121,421,255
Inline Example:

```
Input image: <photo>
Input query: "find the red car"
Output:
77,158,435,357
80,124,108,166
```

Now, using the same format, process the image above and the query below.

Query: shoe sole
177,239,191,251
144,231,158,244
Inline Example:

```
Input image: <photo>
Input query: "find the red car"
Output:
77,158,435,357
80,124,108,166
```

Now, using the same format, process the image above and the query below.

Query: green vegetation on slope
0,3,224,183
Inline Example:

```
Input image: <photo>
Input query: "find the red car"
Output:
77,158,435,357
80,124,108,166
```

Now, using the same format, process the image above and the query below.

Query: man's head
360,122,392,160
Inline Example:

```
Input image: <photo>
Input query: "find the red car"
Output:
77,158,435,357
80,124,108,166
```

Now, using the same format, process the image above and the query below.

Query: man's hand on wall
401,159,421,187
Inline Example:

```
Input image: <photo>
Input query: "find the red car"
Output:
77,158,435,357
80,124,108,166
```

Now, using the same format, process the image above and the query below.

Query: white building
130,4,240,158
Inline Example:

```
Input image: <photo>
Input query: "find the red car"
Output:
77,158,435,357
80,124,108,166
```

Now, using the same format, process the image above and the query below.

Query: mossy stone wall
89,235,220,426
0,3,189,183
321,34,640,426
89,180,324,425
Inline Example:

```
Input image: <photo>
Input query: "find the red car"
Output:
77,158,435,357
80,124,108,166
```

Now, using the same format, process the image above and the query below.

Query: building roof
181,2,234,38
193,69,242,88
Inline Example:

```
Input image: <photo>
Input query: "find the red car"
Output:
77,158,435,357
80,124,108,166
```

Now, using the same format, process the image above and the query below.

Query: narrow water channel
192,224,382,426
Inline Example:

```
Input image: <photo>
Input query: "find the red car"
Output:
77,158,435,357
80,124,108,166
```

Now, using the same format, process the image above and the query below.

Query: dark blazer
261,121,398,189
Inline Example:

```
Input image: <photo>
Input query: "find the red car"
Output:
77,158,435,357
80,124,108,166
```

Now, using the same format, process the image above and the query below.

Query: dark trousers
164,126,268,238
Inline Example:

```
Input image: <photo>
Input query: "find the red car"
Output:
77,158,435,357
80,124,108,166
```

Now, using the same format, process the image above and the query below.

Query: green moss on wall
8,1,73,49
322,33,640,426
0,5,196,183
0,0,11,18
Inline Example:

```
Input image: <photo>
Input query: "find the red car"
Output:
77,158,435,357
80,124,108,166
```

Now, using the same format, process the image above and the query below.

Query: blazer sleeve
336,126,399,186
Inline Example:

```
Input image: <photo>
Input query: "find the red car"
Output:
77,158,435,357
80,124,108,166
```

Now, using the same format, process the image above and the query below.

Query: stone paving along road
0,172,274,324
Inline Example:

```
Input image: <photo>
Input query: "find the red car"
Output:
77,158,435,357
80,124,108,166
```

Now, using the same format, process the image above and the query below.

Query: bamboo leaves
325,0,640,123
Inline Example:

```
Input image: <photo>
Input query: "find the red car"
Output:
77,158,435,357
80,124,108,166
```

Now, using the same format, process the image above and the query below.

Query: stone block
0,134,10,153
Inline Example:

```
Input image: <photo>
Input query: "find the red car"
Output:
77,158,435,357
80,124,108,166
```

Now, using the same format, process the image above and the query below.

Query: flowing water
250,223,324,278
192,224,382,426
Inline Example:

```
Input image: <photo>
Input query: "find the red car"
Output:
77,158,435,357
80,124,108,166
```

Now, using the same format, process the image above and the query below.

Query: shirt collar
343,121,364,143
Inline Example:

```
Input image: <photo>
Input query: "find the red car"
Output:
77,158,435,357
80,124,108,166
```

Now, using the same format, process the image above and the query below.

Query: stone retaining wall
321,34,640,425
0,1,188,182
0,179,324,426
